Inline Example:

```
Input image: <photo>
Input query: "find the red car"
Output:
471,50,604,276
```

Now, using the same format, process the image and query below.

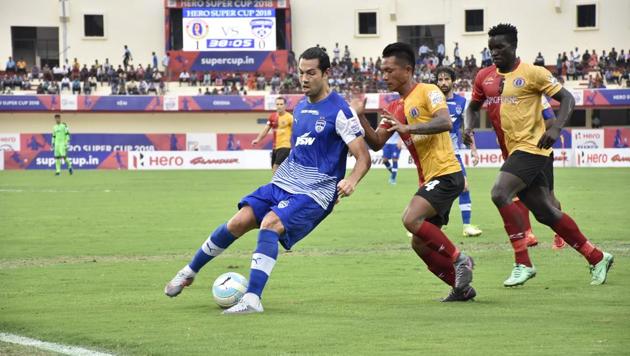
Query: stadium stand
1,45,628,96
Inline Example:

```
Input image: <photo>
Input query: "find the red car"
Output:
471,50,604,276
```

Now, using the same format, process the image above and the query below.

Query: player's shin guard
391,161,398,181
551,214,604,265
188,223,236,272
415,221,460,263
459,192,472,225
247,229,279,298
498,203,532,267
412,238,455,286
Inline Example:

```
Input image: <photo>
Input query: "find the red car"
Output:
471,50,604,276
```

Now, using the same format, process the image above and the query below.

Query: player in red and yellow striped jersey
465,23,612,287
352,42,476,302
252,97,293,174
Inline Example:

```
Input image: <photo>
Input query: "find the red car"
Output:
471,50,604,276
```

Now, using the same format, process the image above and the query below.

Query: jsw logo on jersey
295,132,316,146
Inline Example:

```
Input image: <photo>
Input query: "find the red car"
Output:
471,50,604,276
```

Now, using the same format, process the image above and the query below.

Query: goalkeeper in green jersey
52,114,73,175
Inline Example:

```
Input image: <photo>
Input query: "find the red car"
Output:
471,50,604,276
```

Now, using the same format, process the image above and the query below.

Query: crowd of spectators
2,44,629,96
546,47,630,88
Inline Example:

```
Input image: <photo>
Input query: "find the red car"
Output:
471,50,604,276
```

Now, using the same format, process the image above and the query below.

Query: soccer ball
212,272,248,308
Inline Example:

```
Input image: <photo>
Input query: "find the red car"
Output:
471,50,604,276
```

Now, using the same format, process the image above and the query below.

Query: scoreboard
182,7,277,51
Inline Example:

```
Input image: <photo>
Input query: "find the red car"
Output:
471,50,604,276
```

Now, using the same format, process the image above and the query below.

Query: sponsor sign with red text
128,150,272,170
575,148,630,167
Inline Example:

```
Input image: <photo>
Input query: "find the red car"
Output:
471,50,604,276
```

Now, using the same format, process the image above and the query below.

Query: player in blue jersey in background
164,47,371,314
382,131,403,184
435,67,483,237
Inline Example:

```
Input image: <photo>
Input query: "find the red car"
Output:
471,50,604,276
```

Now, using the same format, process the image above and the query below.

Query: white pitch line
0,332,115,356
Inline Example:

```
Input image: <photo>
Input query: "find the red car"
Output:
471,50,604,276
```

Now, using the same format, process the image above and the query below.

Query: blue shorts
455,154,467,177
383,144,401,160
238,183,332,250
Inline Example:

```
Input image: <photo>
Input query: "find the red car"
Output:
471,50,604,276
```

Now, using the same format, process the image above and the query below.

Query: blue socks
391,160,398,181
188,223,236,272
459,191,472,225
383,160,392,173
247,229,279,298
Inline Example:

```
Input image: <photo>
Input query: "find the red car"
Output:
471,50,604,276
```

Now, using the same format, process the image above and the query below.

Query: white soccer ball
212,272,248,308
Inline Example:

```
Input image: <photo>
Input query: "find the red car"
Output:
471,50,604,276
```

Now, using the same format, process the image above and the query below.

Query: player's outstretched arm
252,125,271,145
538,88,575,149
350,97,392,151
464,100,482,147
337,137,371,198
389,108,452,135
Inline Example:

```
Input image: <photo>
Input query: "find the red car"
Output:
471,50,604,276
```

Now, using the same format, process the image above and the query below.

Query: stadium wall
291,0,629,63
0,0,165,67
0,112,265,133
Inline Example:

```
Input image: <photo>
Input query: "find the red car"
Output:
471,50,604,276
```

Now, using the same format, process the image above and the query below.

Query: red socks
412,221,461,287
514,199,532,231
498,203,532,266
415,221,460,263
412,238,455,287
552,213,604,265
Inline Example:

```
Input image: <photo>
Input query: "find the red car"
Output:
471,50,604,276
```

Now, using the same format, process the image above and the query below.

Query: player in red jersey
464,23,612,287
353,42,476,302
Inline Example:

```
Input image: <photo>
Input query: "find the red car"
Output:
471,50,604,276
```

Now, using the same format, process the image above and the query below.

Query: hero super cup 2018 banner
3,134,185,170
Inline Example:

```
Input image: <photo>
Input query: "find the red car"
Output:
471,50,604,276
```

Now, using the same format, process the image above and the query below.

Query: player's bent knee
227,206,258,237
490,186,510,207
260,211,285,234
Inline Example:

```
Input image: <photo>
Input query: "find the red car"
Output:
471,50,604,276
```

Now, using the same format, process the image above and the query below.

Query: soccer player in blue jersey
435,67,482,237
164,47,371,314
382,131,402,184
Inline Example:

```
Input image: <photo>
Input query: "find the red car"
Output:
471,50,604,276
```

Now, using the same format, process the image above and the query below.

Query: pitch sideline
0,332,114,356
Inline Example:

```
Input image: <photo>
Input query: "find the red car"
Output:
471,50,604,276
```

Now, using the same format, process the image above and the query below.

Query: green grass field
1,168,629,355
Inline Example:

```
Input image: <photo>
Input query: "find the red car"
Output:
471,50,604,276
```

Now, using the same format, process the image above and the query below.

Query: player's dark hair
54,114,61,118
382,42,416,71
488,23,518,47
299,47,331,73
435,66,456,81
275,96,286,103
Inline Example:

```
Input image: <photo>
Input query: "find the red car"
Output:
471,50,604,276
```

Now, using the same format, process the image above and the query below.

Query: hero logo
295,132,315,146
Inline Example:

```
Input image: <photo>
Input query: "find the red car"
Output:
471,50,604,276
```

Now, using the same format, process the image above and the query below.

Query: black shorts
271,148,290,166
501,150,553,200
416,171,465,227
545,152,555,191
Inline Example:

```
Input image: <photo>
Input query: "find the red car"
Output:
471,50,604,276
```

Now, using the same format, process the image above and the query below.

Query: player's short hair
299,47,331,73
54,114,61,118
382,42,416,71
488,23,518,47
275,96,286,103
435,66,456,81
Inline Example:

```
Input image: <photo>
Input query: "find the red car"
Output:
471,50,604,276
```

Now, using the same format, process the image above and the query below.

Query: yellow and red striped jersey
381,83,461,185
267,111,293,149
472,60,562,157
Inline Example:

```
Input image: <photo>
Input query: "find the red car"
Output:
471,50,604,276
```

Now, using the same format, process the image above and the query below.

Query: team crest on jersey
428,90,444,105
315,117,326,133
513,77,526,88
455,105,463,115
278,200,289,208
409,107,420,118
483,76,494,85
